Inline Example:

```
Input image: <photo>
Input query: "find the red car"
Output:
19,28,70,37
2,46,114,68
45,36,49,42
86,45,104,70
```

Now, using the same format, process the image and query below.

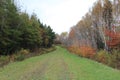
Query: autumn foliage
79,46,96,58
68,45,96,58
105,29,120,49
57,0,120,69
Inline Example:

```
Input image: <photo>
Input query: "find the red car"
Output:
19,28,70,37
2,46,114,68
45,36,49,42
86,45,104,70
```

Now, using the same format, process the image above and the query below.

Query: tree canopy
0,0,55,55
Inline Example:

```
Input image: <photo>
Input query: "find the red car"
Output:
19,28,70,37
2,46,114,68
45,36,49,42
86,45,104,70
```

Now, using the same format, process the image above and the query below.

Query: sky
18,0,97,34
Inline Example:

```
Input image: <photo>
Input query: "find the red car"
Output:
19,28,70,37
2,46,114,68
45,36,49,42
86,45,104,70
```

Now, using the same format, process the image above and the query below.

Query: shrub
15,54,25,61
95,50,110,64
18,49,29,55
0,56,9,62
15,49,30,61
67,46,79,54
45,46,56,53
67,45,96,58
79,46,96,58
68,45,120,69
0,56,10,67
108,50,120,68
94,50,120,69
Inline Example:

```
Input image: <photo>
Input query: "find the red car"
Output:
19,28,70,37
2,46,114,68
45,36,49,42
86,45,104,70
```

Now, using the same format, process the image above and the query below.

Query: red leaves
105,29,120,49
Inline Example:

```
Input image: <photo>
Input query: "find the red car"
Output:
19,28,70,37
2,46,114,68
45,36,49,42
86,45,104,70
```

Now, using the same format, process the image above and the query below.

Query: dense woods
0,0,55,55
58,0,120,69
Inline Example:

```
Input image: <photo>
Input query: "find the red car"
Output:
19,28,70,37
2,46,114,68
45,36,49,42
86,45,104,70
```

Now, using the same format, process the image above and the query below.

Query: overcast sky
18,0,97,34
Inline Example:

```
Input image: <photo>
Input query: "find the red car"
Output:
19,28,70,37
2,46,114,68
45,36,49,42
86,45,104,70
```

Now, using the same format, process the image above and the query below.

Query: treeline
59,0,120,52
0,0,55,55
57,0,120,69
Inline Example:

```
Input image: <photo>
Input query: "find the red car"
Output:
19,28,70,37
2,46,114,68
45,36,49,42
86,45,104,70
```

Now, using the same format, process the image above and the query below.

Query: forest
0,0,120,79
0,0,120,70
57,0,120,69
0,0,56,65
0,0,55,55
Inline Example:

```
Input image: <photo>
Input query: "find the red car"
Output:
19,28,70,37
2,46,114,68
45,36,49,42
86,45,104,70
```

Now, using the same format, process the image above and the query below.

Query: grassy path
0,46,120,80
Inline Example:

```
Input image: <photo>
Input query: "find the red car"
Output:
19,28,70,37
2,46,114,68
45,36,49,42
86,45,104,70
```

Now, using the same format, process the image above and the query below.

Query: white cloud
19,0,96,34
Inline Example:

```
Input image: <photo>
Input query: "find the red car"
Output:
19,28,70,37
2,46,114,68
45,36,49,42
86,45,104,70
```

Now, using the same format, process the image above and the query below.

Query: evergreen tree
0,0,55,55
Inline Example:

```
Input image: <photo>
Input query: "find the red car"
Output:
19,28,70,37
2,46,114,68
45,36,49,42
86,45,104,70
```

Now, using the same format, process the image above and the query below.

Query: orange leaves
67,45,96,58
79,46,96,58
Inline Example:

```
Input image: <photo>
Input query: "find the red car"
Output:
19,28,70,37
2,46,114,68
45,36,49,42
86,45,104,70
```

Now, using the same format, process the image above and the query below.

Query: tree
102,0,113,51
91,0,104,49
0,0,21,55
46,26,55,47
105,29,120,49
60,32,68,46
0,0,55,55
103,0,113,30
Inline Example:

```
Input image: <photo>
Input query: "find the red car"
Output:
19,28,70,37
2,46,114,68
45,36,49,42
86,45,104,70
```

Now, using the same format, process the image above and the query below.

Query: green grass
0,46,120,80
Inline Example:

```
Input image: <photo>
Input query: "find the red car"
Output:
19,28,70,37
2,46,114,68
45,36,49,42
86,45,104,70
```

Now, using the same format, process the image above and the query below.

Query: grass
0,46,120,80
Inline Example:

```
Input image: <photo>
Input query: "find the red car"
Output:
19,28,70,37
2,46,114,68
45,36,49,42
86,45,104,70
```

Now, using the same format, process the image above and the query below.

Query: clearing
0,46,120,80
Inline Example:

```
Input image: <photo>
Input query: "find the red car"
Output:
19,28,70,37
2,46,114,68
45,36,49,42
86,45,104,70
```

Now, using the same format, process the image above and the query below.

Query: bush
108,50,120,68
0,56,10,67
79,46,96,58
15,49,30,61
18,49,29,55
15,54,25,61
67,45,96,58
94,49,120,69
0,56,9,62
46,46,56,53
68,45,120,69
95,50,110,64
